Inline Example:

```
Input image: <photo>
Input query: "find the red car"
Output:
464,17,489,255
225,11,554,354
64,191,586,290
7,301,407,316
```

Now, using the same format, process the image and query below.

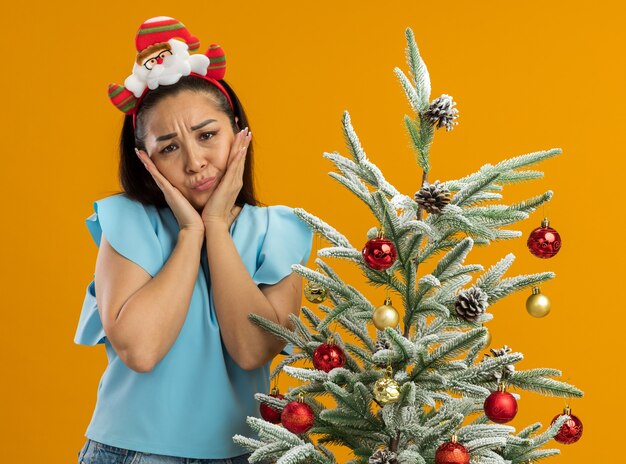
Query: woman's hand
135,148,205,234
201,127,252,227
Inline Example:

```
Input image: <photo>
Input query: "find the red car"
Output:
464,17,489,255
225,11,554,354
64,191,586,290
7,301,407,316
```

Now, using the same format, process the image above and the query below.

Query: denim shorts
77,438,258,464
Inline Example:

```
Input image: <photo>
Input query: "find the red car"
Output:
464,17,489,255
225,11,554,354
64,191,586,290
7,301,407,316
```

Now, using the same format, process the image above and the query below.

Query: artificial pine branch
256,392,289,411
403,115,430,172
403,27,431,110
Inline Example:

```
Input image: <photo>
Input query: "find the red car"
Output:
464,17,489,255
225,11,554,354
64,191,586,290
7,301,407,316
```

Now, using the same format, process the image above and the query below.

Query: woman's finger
135,148,171,192
210,131,248,208
227,128,248,170
227,131,250,181
236,132,251,177
135,147,203,231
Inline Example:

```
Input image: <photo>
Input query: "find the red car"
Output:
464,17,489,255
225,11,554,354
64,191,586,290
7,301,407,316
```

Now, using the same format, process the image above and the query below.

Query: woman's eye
200,131,216,141
161,144,177,154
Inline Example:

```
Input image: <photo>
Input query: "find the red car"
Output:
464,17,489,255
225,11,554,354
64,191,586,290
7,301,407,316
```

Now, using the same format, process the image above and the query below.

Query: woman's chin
188,190,211,211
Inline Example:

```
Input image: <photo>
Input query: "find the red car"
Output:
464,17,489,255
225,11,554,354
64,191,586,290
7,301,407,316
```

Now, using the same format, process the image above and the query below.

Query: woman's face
141,90,238,210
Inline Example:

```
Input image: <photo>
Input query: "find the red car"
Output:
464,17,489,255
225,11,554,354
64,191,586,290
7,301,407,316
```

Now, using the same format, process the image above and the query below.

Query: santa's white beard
124,39,210,98
146,55,191,89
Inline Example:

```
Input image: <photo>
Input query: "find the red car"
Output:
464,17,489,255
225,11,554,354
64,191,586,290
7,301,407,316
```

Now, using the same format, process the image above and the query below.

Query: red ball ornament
281,394,315,434
527,218,562,259
484,384,518,423
260,386,284,424
435,434,470,464
362,231,398,271
313,339,346,372
551,406,583,444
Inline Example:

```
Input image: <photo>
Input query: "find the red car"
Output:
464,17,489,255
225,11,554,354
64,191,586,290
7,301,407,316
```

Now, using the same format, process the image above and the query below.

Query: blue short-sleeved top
74,193,313,459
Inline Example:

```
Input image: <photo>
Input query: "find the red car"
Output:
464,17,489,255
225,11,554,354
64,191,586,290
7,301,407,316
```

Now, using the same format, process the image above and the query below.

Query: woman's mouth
193,177,217,191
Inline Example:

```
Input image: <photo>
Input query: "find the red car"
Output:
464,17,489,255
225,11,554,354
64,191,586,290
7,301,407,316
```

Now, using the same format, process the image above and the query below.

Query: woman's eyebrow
156,132,177,142
191,119,217,130
155,119,218,142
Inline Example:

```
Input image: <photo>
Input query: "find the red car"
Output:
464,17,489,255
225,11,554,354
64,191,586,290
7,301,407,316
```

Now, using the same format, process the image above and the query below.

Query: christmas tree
233,28,584,464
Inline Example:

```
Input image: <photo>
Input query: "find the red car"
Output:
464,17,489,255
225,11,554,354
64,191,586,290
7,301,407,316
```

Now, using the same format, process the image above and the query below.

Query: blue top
74,193,313,459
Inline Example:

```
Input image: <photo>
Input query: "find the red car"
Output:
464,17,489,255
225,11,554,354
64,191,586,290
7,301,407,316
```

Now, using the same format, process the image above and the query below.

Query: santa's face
131,40,190,89
140,90,240,211
139,46,173,70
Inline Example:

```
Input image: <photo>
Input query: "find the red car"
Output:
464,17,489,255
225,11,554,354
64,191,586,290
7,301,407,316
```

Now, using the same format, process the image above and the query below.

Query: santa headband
107,16,234,128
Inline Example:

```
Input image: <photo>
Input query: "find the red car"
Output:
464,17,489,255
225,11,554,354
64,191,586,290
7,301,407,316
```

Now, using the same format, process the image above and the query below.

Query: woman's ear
234,116,240,131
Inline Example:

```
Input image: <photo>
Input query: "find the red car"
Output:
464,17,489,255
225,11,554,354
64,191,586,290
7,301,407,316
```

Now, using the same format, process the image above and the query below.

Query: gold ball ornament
304,280,327,304
526,286,551,318
373,366,400,404
372,297,399,330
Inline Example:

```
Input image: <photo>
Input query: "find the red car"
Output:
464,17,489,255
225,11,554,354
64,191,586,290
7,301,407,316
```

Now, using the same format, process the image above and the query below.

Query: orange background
1,1,624,462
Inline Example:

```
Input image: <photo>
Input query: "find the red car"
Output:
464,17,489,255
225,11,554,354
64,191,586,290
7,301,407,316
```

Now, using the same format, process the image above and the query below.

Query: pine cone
490,345,512,358
375,338,390,352
424,94,459,131
455,286,489,322
496,364,516,381
484,345,516,381
414,180,451,214
374,328,402,352
369,449,398,464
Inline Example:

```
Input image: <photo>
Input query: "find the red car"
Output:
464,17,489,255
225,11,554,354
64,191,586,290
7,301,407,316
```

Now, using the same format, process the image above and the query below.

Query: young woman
74,17,313,464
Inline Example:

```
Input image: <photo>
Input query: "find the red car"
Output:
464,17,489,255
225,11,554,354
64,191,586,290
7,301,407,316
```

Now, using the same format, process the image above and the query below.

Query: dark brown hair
118,76,261,208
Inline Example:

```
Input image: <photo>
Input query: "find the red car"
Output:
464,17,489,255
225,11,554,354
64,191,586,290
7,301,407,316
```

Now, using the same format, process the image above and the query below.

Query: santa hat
135,16,200,53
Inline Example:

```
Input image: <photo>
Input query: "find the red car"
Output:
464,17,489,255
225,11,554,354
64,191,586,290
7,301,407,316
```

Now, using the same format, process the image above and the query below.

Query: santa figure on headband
108,16,228,115
123,16,211,98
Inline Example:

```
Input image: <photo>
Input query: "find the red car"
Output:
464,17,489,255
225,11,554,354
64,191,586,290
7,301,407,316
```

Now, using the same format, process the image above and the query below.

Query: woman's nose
184,146,208,172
